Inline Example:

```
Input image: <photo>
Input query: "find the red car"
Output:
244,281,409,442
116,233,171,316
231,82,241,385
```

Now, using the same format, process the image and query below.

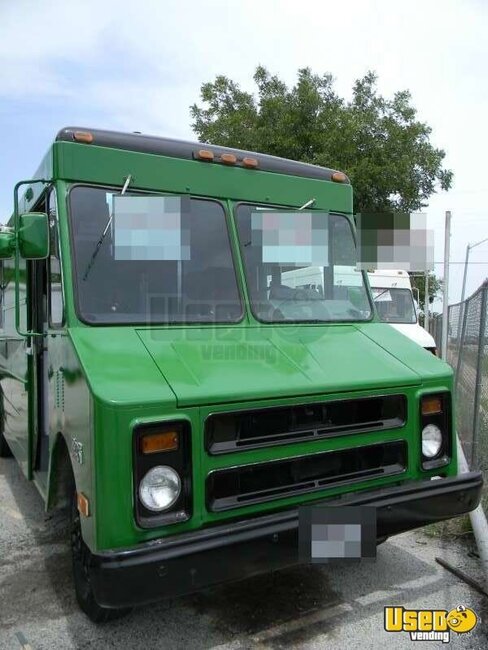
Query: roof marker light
197,149,214,161
221,153,237,165
73,131,94,144
242,157,258,168
331,171,347,183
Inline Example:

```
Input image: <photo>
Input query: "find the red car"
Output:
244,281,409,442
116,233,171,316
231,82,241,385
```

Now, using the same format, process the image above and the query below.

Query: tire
0,429,12,458
376,535,389,546
70,492,132,622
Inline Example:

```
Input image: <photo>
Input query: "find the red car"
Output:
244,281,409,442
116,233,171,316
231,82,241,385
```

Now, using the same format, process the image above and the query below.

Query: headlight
422,424,443,458
139,465,181,512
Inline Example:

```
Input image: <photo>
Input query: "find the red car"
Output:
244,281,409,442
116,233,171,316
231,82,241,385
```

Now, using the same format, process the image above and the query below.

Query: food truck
0,127,481,621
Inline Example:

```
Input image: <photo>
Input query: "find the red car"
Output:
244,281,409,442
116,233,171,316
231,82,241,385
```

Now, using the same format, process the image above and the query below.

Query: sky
1,0,487,307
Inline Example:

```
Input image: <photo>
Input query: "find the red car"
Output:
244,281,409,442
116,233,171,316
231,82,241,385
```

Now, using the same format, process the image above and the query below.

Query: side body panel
45,332,95,547
0,255,31,477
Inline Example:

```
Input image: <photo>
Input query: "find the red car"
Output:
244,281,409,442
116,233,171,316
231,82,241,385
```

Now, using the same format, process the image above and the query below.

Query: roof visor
56,126,349,183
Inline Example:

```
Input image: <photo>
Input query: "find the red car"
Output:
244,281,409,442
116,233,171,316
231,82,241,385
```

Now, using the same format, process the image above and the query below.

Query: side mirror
18,212,49,259
0,228,15,259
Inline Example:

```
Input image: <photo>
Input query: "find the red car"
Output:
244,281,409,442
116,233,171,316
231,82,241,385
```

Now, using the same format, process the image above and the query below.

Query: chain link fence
431,281,488,513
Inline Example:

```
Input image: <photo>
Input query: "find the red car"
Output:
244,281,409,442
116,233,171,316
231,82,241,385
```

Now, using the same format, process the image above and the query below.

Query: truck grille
206,440,407,512
205,395,406,454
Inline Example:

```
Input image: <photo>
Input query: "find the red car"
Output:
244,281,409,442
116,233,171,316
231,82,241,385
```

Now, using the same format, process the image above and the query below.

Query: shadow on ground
1,457,486,650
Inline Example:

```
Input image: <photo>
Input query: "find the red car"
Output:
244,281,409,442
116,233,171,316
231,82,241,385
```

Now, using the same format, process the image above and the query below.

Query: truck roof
367,269,410,278
367,269,412,290
56,127,349,184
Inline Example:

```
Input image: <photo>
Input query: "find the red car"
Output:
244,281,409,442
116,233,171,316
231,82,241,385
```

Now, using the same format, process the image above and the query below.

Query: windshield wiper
298,198,316,210
82,174,132,281
373,288,390,302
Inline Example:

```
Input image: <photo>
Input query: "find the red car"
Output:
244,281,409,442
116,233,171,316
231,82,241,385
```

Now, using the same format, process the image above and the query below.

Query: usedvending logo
384,605,478,643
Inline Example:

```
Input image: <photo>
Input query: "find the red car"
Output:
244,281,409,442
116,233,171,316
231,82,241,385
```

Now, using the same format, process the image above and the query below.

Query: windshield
372,287,417,324
69,186,242,324
235,205,371,322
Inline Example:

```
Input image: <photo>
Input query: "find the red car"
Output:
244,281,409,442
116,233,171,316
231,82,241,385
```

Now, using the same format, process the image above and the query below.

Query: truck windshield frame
372,287,417,324
235,203,373,324
68,184,244,325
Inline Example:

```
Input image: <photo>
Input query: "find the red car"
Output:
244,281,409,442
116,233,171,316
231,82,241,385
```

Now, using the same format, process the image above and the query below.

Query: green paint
0,131,456,559
18,212,49,260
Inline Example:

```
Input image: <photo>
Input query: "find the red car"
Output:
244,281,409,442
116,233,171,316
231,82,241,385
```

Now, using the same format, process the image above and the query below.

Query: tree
191,67,453,213
409,271,442,312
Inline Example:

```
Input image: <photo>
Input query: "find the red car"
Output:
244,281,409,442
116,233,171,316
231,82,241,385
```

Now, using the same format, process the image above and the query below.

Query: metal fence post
455,295,469,393
446,305,451,365
437,316,442,353
441,211,451,360
472,285,487,468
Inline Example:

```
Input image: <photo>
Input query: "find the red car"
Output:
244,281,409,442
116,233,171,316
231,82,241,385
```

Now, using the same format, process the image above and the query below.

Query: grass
423,515,473,540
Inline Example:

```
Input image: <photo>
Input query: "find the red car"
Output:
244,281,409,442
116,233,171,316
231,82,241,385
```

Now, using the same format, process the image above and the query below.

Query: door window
48,190,64,328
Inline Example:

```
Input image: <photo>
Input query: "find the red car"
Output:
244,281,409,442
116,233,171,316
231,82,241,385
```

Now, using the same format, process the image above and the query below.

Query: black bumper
90,472,483,608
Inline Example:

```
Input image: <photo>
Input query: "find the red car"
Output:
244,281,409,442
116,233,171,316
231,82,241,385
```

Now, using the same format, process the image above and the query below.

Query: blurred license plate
298,505,377,564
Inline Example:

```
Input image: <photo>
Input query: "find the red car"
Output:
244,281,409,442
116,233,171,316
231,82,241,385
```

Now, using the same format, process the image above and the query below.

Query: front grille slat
206,440,407,512
205,395,406,454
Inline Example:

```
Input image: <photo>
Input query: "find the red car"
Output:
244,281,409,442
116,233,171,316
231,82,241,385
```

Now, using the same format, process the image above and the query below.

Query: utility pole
441,211,451,360
460,236,488,304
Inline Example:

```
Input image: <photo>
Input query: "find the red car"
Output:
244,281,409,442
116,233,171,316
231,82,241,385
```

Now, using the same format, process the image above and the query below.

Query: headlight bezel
133,420,192,529
420,392,452,470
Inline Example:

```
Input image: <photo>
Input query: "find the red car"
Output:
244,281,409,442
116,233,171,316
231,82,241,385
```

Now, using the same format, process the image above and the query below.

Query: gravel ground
1,456,487,650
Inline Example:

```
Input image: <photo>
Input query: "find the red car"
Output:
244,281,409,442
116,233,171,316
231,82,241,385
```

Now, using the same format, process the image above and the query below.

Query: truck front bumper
90,472,482,608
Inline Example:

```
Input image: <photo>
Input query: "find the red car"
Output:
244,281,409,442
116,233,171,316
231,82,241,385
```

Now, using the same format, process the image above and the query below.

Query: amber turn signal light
422,396,442,416
141,431,179,454
77,492,90,517
73,131,94,144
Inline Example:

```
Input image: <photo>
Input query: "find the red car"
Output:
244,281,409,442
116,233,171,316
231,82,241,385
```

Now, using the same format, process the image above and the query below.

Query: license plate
298,505,377,564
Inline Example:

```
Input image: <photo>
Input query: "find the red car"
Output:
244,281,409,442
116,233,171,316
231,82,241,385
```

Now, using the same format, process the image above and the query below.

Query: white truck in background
366,269,437,354
282,266,437,354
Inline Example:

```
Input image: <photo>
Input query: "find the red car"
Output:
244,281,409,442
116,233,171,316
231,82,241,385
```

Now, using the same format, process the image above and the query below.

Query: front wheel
70,492,132,622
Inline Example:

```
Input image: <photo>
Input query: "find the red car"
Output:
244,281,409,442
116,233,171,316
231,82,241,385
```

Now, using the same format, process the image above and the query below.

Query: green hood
135,323,429,407
70,323,450,408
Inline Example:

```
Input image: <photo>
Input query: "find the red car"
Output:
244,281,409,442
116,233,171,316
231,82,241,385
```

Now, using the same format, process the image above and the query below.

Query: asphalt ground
1,455,487,649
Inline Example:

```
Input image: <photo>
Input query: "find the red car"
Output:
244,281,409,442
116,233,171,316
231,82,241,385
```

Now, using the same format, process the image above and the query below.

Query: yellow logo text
384,605,478,643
